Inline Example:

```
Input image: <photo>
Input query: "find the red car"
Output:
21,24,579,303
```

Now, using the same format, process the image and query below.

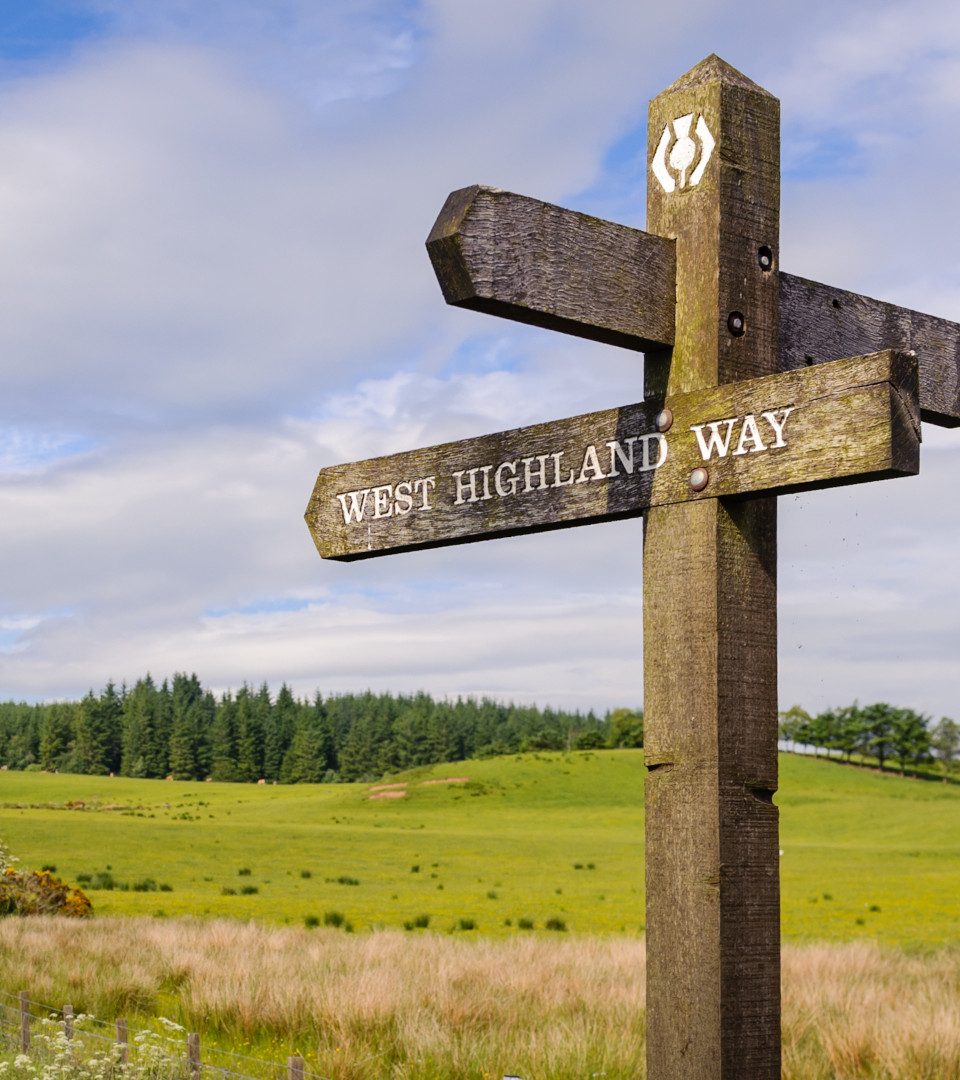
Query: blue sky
0,0,958,719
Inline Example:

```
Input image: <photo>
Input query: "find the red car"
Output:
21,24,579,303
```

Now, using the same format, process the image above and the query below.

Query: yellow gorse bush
0,867,92,918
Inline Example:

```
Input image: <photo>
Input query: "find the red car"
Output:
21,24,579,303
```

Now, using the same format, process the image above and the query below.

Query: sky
0,0,958,718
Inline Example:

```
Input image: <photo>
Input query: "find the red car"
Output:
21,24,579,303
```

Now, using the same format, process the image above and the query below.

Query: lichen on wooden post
643,55,782,1080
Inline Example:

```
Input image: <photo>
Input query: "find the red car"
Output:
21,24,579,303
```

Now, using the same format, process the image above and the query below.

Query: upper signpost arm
780,272,960,428
426,185,676,352
426,187,960,427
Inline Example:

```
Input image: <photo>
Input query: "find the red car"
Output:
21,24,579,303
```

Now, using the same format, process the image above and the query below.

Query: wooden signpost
305,55,957,1079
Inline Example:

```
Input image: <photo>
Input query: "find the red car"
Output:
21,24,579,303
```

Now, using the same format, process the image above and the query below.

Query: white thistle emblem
651,113,715,194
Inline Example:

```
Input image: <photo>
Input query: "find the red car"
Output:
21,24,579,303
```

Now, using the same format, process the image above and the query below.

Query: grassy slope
0,750,958,946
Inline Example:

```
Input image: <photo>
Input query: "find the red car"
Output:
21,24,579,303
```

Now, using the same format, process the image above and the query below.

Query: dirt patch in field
369,783,407,792
420,777,469,786
368,790,408,800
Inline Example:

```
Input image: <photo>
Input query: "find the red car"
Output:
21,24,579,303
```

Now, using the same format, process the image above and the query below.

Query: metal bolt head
655,408,673,433
689,467,709,492
727,311,746,336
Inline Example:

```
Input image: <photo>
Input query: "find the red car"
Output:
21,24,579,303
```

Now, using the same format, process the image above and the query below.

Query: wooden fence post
116,1018,128,1065
187,1032,201,1080
19,992,29,1053
287,1055,304,1080
63,1004,73,1042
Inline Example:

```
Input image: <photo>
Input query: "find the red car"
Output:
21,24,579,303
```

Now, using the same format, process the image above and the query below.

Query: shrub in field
517,917,535,930
239,886,258,896
455,918,477,931
544,917,567,932
0,867,92,918
304,914,320,928
323,911,346,927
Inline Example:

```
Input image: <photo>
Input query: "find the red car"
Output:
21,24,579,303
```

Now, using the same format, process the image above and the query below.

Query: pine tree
209,693,239,781
39,703,74,771
168,673,204,780
73,691,112,774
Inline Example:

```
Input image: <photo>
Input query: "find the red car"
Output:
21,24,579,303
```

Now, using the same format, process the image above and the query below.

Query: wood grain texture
643,54,782,1080
780,272,960,427
305,352,918,562
425,185,960,428
426,185,676,351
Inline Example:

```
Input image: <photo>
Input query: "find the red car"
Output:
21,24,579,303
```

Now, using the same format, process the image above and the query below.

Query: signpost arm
643,56,781,1079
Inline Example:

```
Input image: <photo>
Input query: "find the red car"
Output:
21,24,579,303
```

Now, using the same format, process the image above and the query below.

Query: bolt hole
804,355,814,366
831,298,842,310
727,311,746,337
758,245,773,272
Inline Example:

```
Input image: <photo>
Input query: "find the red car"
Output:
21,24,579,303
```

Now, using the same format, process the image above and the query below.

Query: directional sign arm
426,185,676,352
780,272,960,428
306,351,919,561
427,186,960,427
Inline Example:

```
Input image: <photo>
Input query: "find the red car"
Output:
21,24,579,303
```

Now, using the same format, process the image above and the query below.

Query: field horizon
2,748,959,946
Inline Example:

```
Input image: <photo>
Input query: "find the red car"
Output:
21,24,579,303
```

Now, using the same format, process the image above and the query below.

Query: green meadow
1,749,959,946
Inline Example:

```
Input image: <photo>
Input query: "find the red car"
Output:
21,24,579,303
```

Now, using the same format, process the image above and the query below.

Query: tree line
0,675,646,783
779,703,959,775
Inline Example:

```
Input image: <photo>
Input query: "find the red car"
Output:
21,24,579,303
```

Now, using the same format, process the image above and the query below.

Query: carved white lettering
495,460,520,497
372,485,393,518
690,418,737,460
478,465,494,501
336,488,371,524
732,413,766,456
394,481,413,516
762,407,793,447
522,454,550,492
641,433,668,471
338,476,435,525
551,452,575,487
606,437,638,477
576,444,606,484
453,468,480,505
413,476,435,511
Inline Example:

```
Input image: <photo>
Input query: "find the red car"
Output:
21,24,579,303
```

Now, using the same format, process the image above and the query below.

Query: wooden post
19,992,29,1053
63,1004,73,1042
643,56,781,1079
187,1032,201,1080
116,1019,128,1066
287,1054,304,1080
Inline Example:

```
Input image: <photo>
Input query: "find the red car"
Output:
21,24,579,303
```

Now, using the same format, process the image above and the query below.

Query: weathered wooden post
19,991,29,1054
287,1054,304,1080
304,52,954,1080
642,58,781,1079
116,1018,128,1066
187,1031,201,1080
63,1003,74,1042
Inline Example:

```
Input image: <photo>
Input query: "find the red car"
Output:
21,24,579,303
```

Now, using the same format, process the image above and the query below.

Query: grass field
1,749,960,946
2,920,960,1080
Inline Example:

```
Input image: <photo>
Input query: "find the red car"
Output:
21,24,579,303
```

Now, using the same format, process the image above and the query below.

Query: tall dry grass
0,918,958,1079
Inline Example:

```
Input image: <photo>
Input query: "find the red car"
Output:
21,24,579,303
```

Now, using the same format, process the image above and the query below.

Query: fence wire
0,993,332,1080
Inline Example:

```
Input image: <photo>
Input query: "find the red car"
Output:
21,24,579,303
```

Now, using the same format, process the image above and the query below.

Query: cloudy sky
1,0,958,718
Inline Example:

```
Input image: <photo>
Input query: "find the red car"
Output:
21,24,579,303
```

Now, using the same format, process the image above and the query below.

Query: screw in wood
727,311,746,336
655,408,673,433
758,245,773,271
689,467,709,492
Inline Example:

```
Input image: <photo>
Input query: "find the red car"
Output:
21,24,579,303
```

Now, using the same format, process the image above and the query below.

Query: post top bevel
657,54,776,99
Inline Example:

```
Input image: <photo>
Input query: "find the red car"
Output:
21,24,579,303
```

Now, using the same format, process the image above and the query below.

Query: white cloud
0,0,958,721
